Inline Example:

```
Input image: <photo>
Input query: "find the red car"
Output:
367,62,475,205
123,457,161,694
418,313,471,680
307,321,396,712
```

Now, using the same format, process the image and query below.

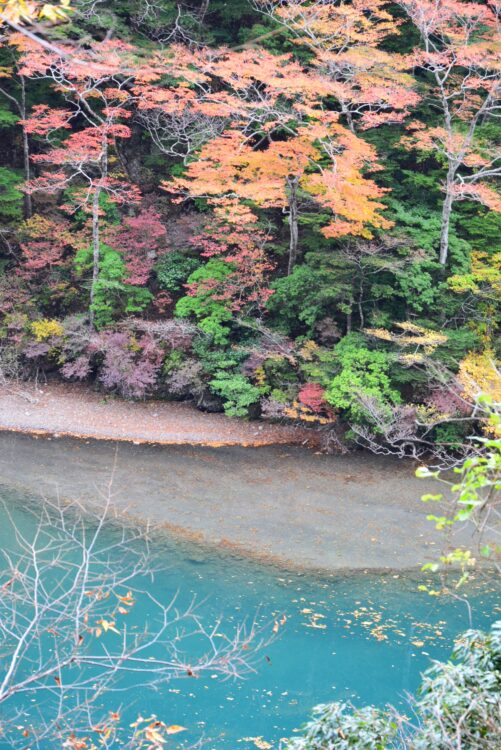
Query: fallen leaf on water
98,619,120,635
241,737,273,749
166,725,187,734
304,621,327,630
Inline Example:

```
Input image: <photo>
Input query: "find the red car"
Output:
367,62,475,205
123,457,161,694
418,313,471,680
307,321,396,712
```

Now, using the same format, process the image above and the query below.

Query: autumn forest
0,0,499,458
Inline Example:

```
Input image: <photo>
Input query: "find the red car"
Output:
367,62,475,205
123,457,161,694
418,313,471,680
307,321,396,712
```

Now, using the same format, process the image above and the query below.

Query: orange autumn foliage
165,121,391,240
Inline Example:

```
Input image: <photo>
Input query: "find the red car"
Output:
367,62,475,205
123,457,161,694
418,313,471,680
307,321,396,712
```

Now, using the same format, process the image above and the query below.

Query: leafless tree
136,105,227,164
0,490,268,749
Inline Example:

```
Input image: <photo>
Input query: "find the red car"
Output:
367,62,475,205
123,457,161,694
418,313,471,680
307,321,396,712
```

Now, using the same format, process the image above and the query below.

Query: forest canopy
0,0,499,457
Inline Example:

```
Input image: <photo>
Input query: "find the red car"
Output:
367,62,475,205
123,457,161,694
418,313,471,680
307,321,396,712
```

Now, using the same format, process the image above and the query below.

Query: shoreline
0,430,464,574
0,381,318,448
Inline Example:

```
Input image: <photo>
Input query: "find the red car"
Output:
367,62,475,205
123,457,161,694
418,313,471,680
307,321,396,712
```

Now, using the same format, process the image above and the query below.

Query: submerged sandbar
0,431,459,572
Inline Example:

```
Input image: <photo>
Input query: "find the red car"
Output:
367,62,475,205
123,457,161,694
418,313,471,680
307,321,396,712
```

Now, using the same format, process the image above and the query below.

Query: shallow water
0,433,464,570
0,484,499,750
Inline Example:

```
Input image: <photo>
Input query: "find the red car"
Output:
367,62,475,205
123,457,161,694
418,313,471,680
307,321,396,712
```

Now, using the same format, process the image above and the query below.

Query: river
0,434,499,749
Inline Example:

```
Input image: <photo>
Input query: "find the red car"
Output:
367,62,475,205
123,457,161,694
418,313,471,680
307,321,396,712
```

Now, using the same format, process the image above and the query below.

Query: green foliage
0,167,23,221
190,338,244,375
396,260,441,313
432,421,468,449
175,259,234,344
71,191,121,228
209,372,261,418
0,104,19,128
162,348,185,375
286,621,501,750
287,702,393,750
75,243,152,329
418,408,501,586
321,335,401,424
456,206,501,255
267,261,351,337
155,251,201,293
431,327,479,371
388,200,470,272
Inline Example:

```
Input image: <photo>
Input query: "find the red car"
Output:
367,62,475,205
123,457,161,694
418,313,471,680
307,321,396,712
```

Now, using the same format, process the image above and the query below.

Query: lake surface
0,479,499,750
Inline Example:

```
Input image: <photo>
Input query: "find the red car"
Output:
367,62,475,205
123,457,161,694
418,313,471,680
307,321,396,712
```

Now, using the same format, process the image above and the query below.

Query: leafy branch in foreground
284,620,501,750
416,396,501,596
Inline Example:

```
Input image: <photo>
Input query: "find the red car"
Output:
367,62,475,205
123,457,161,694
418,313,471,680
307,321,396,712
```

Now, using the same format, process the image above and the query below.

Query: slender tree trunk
89,187,101,326
89,134,109,326
198,0,210,22
341,101,355,134
286,176,299,276
439,170,455,267
357,278,364,330
346,309,352,334
20,77,32,219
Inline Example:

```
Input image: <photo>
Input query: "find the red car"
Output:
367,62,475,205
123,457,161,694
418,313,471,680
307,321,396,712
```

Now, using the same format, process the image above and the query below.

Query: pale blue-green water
0,486,499,750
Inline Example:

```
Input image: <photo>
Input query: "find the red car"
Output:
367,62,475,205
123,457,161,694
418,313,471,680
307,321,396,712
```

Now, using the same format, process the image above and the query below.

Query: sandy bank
0,431,463,573
0,381,316,447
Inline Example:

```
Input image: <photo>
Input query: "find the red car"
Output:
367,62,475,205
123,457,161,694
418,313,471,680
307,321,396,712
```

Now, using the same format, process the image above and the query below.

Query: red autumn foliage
298,382,333,415
188,200,275,313
106,208,168,286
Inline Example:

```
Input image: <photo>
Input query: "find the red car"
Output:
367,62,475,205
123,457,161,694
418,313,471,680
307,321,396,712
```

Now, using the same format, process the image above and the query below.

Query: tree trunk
89,187,101,326
89,134,108,326
198,0,210,22
439,178,455,267
357,280,364,330
20,77,32,219
286,176,299,276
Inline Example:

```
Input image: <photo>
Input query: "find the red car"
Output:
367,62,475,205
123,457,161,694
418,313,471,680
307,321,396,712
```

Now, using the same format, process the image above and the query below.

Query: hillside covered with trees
0,0,499,458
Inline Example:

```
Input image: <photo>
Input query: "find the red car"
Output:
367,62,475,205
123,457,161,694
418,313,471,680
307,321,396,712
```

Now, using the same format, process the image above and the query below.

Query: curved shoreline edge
0,427,464,574
1,381,319,448
0,422,314,449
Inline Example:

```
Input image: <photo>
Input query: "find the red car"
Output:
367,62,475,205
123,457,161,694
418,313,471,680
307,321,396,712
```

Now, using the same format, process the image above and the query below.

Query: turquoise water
0,487,499,750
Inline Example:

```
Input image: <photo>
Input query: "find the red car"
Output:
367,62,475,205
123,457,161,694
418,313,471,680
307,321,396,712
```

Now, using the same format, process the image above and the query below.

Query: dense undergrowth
0,0,499,458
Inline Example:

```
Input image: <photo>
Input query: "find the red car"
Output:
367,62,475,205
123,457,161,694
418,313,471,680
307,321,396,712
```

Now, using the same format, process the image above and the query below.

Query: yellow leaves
242,737,273,749
0,0,71,25
458,351,501,412
144,727,166,747
448,253,500,347
364,327,393,342
95,619,120,636
299,340,319,361
365,322,447,357
284,401,334,425
31,318,64,341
